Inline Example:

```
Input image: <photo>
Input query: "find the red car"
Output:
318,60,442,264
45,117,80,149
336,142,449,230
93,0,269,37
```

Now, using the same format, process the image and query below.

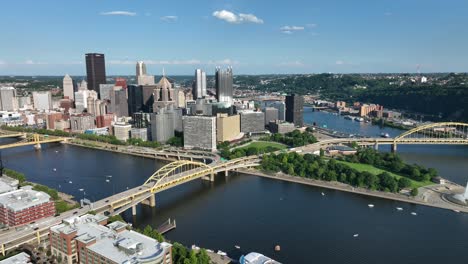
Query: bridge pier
149,194,156,207
374,143,379,150
132,205,137,216
224,170,229,177
202,173,215,182
391,144,397,153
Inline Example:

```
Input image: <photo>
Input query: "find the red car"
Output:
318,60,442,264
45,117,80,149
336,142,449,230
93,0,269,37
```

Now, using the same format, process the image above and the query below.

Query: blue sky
1,0,468,75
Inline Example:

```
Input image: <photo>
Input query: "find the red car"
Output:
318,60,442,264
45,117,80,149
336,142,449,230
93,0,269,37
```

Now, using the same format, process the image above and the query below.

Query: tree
410,188,419,197
398,178,412,190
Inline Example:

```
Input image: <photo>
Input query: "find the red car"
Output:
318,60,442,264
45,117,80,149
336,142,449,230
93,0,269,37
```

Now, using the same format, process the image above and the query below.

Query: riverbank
237,168,468,213
65,140,179,162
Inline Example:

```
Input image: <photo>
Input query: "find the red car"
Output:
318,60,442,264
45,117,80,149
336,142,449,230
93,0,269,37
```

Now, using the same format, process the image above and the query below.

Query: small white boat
411,212,417,216
453,209,460,213
235,245,240,249
53,168,57,171
217,250,227,256
55,150,59,153
353,234,359,237
321,192,325,196
191,245,200,250
396,207,403,211
368,204,374,208
206,249,214,253
68,181,73,184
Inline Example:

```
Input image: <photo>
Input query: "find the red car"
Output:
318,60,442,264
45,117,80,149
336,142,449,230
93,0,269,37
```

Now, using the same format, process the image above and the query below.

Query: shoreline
237,168,468,213
64,140,180,162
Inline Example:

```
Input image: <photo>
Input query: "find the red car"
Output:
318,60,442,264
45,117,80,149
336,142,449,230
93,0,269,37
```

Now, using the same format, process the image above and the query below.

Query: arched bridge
303,122,468,152
0,133,65,150
93,156,260,216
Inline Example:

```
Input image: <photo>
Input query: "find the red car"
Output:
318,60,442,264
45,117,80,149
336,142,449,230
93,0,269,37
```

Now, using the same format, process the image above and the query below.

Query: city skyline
1,0,468,75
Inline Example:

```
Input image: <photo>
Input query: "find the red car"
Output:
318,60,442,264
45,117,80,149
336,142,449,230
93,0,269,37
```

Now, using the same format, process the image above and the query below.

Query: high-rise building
239,111,265,133
136,61,147,77
264,107,279,125
110,89,128,117
215,67,233,105
193,69,206,99
32,91,52,111
183,116,217,151
63,74,75,100
153,74,175,112
99,84,114,101
127,85,144,116
70,114,95,132
285,94,304,127
78,80,88,91
142,85,156,113
0,87,17,111
261,100,286,121
85,53,106,97
74,90,88,113
216,114,241,142
175,89,186,108
136,61,155,85
150,108,175,143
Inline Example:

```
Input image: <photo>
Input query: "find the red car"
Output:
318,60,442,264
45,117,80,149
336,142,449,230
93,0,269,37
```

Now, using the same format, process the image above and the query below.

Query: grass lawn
337,160,433,188
237,141,287,151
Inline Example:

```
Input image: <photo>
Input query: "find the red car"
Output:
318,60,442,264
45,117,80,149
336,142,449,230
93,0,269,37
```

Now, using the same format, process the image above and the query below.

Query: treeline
32,183,79,213
260,130,317,147
345,148,437,182
4,168,26,183
134,225,211,264
261,152,418,195
220,145,282,160
250,73,468,121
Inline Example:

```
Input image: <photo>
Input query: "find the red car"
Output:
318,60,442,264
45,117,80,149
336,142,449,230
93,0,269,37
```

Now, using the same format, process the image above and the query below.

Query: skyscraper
110,89,128,117
285,94,304,127
193,69,206,99
32,91,52,111
128,85,144,116
85,53,107,97
136,61,147,77
0,87,18,111
136,61,155,85
63,74,74,100
215,67,233,105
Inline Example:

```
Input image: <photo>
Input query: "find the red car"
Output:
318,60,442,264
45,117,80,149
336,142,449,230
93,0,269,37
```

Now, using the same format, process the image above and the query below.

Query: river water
1,109,467,264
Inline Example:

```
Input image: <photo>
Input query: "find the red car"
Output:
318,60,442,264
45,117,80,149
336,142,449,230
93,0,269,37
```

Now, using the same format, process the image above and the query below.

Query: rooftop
51,214,171,264
0,187,52,212
0,176,19,195
243,252,281,264
0,252,31,264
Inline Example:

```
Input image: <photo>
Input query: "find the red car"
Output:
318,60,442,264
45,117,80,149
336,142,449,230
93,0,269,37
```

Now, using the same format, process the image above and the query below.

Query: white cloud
100,11,136,16
238,13,264,24
306,23,318,28
384,12,393,16
278,61,305,67
212,10,263,24
109,59,238,66
206,59,239,65
161,16,178,22
280,25,305,34
335,60,345,65
23,60,47,65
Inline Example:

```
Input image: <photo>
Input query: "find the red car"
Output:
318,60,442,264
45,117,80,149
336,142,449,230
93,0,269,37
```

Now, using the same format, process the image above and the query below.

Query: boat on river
380,132,390,138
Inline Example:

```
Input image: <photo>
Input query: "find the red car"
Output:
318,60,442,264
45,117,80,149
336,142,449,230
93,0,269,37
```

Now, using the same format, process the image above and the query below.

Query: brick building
0,187,55,227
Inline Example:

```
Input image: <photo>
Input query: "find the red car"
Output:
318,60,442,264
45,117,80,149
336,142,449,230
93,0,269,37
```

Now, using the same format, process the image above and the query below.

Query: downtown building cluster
0,53,304,152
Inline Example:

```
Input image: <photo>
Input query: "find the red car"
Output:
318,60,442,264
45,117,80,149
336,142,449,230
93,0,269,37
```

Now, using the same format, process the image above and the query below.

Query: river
1,109,467,264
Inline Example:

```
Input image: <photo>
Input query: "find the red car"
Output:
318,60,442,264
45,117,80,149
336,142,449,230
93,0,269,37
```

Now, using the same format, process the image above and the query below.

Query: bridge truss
394,122,468,144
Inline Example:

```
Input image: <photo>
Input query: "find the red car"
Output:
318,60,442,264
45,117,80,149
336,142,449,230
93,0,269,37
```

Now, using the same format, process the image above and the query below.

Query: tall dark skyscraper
215,67,233,105
85,53,107,97
285,94,304,127
128,85,144,115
